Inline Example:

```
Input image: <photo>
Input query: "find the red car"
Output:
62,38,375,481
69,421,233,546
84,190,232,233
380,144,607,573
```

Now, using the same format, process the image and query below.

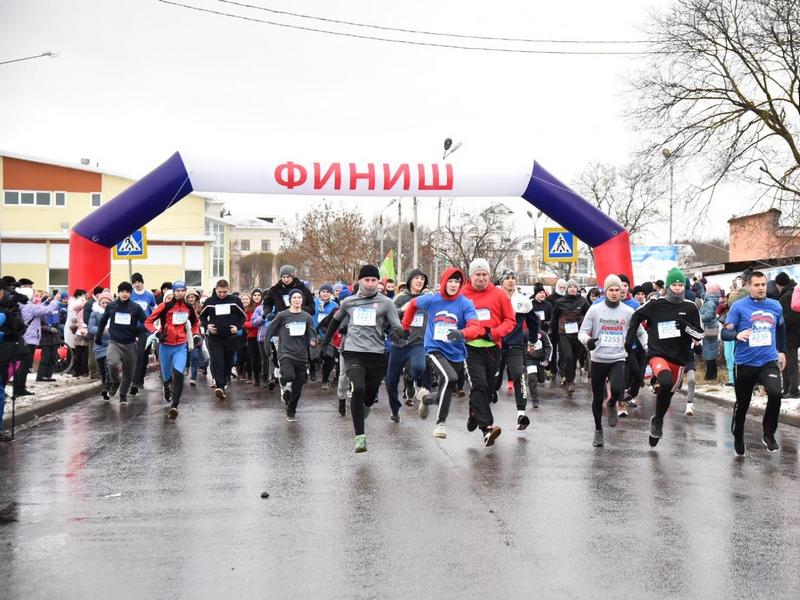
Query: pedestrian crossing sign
113,227,148,260
543,228,578,263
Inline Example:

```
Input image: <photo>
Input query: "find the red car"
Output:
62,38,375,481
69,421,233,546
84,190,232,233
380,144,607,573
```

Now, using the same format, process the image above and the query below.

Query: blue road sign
113,227,148,260
543,228,578,262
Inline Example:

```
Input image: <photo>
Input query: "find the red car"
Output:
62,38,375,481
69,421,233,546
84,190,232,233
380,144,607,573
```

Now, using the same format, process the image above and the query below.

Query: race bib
476,308,491,321
287,321,306,337
535,311,545,322
114,312,131,325
411,313,424,328
135,300,149,311
749,328,772,347
526,364,538,374
282,294,290,307
564,322,579,334
657,321,680,339
599,332,624,348
171,311,189,325
434,321,456,341
352,307,377,327
215,303,231,316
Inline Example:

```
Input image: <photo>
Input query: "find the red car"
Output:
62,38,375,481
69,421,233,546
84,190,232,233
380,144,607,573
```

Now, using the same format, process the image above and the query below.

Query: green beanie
665,267,685,287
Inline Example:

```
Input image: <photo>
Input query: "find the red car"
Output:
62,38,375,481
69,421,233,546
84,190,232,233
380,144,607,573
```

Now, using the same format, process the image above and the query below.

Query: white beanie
603,274,623,290
468,258,491,276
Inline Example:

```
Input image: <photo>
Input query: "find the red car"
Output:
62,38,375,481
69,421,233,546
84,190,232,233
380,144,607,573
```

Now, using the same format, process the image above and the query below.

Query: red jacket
144,300,200,345
244,308,258,339
461,280,516,345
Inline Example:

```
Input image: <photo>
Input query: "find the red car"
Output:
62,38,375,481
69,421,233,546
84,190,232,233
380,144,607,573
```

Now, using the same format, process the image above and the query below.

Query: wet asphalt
1,371,800,600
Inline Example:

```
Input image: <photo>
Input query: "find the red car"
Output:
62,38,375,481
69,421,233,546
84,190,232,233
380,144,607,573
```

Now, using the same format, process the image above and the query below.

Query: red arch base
69,230,111,294
593,231,633,288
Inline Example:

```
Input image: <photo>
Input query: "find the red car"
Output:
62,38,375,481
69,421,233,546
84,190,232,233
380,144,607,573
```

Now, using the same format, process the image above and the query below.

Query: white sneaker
415,386,430,403
433,423,447,438
617,403,628,418
684,403,694,416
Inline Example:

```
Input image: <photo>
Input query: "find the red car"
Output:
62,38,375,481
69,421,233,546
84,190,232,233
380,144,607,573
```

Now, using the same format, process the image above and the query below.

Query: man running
130,273,156,395
722,270,785,455
96,282,148,405
551,279,590,394
402,267,482,438
322,265,405,453
461,259,516,447
199,279,246,400
266,289,317,422
625,268,703,447
145,280,200,419
311,283,339,389
580,275,647,447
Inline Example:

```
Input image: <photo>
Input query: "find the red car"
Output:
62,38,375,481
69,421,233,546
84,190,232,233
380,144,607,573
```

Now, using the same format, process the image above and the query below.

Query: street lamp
662,147,674,246
433,138,463,285
526,210,543,283
379,198,398,264
0,51,58,66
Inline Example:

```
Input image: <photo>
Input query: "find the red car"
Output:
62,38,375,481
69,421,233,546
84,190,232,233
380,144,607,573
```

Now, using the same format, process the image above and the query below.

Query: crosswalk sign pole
128,259,132,281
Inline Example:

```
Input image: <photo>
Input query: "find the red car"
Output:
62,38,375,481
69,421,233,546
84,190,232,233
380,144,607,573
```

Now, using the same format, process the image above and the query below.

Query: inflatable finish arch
69,152,633,292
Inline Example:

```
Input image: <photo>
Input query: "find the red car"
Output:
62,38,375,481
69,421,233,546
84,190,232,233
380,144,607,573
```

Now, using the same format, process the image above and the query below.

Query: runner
494,270,539,430
625,268,703,447
550,279,590,395
525,325,552,409
266,289,317,422
246,288,263,386
311,283,339,389
199,279,246,400
130,273,156,395
579,275,647,447
87,290,114,399
322,265,405,453
722,271,785,456
461,259,516,447
145,280,200,419
546,279,567,381
96,282,148,405
401,267,481,438
386,268,430,422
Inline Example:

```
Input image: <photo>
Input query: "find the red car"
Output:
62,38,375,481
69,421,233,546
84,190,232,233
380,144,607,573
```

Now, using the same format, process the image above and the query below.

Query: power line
158,1,655,55
216,0,649,45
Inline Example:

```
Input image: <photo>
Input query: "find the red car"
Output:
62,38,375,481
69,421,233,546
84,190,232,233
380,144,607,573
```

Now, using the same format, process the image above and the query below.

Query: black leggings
344,351,388,436
495,347,529,410
247,338,262,381
558,335,582,383
590,360,625,430
279,356,308,414
732,362,781,437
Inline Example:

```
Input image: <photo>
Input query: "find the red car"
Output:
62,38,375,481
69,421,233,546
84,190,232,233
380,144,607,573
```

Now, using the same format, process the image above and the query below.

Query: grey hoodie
334,290,403,354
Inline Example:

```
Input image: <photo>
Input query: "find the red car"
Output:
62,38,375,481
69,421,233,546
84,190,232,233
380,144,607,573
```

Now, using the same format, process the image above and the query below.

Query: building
728,208,800,262
227,213,284,291
0,152,230,294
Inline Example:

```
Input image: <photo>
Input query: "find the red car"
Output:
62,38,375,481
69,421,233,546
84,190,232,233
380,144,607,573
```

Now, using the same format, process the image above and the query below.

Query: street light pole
379,198,398,264
397,198,403,280
434,139,463,285
412,196,418,269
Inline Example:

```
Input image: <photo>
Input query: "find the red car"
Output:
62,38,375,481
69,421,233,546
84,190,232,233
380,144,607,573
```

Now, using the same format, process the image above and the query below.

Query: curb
3,382,103,429
679,389,800,428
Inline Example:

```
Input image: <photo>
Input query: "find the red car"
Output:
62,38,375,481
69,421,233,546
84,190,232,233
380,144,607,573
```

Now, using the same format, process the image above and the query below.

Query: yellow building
0,152,231,294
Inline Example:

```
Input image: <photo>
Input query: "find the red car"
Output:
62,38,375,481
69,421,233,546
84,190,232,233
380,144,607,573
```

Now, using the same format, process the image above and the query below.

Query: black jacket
626,297,703,366
550,294,589,336
96,299,147,345
778,282,800,348
263,277,315,316
199,292,246,338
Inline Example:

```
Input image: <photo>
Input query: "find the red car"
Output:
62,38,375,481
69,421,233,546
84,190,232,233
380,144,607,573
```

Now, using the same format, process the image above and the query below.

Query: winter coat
779,282,800,348
263,277,315,316
21,298,60,346
699,293,720,361
88,304,110,359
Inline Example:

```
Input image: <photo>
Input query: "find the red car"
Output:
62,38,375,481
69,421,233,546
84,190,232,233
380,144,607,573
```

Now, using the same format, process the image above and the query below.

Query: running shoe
119,396,128,405
101,386,110,401
129,385,138,396
321,382,331,391
531,397,540,409
286,413,297,423
467,412,478,432
684,403,695,416
483,426,501,447
354,434,367,453
418,396,429,419
593,430,604,447
414,386,431,404
433,423,447,438
627,397,638,408
338,399,346,416
109,382,120,397
517,414,530,430
607,405,618,428
762,434,779,452
617,403,628,418
309,371,317,382
734,434,745,456
189,379,196,387
390,413,400,423
168,407,178,419
163,382,172,403
567,382,575,395
214,387,226,400
281,382,292,405
649,416,662,447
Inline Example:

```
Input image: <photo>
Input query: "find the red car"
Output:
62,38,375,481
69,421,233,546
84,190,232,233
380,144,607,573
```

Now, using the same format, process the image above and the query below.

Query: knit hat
665,267,685,287
97,291,114,303
468,258,491,276
631,285,643,296
533,283,546,296
500,269,516,280
566,279,579,289
251,287,262,296
186,288,200,299
288,288,303,301
706,283,723,296
775,272,791,286
172,280,186,291
640,281,655,296
603,274,623,290
319,283,334,293
358,264,380,280
279,265,296,278
117,282,133,293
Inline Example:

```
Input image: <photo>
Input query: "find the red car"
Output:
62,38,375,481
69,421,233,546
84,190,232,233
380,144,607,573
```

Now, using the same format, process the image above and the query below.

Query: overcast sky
2,0,742,242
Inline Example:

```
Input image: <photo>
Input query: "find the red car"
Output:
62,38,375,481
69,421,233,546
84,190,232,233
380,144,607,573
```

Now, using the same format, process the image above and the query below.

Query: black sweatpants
732,362,782,437
558,335,581,383
782,347,798,394
247,338,262,382
279,356,308,415
590,360,625,430
496,346,529,410
208,335,237,388
13,343,35,395
427,352,465,424
466,345,499,431
625,345,646,399
344,351,388,436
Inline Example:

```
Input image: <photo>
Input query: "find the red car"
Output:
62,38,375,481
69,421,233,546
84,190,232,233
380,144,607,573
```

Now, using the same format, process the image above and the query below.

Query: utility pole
412,196,418,270
397,199,402,281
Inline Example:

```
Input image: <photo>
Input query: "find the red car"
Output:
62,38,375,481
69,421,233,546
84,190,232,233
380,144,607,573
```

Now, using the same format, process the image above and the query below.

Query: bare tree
238,252,277,290
575,162,666,242
633,0,800,217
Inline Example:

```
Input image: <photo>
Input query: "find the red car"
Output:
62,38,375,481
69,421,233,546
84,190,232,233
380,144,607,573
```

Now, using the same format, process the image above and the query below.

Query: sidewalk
2,372,102,430
682,382,800,428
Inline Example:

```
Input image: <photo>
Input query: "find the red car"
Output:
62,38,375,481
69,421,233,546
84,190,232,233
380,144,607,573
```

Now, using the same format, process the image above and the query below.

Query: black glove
155,331,165,343
447,329,465,342
693,343,703,355
483,327,493,342
624,340,635,354
193,335,202,347
391,330,409,344
586,337,598,351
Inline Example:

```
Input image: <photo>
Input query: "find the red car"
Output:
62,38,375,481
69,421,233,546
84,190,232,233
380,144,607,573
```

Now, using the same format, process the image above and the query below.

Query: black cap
775,272,791,286
117,282,133,293
358,264,380,280
17,278,34,286
533,283,546,296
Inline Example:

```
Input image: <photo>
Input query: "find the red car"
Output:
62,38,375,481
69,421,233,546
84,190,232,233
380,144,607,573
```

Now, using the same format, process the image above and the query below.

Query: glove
693,343,703,355
155,331,165,343
482,327,493,342
391,330,408,344
624,340,635,354
193,335,202,347
586,337,598,351
447,329,465,342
